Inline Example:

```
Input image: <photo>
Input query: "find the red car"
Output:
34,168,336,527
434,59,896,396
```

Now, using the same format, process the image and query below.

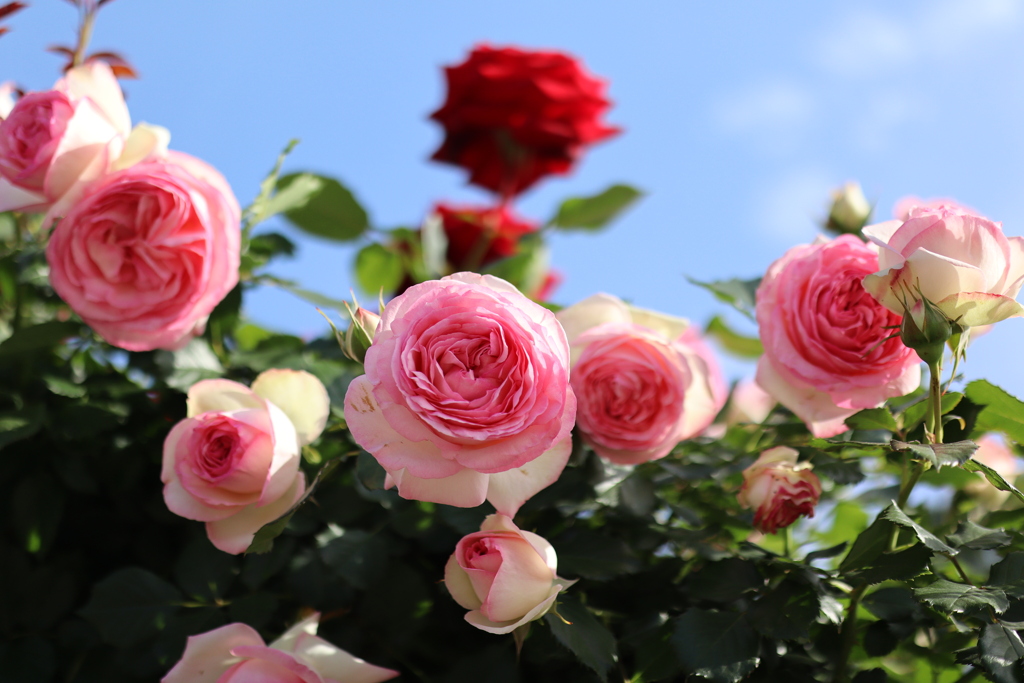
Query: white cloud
713,80,815,152
752,168,836,242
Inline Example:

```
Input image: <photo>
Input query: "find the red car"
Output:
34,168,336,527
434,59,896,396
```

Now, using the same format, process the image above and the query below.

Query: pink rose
162,613,398,683
162,369,330,554
863,204,1024,327
0,61,132,213
756,235,921,438
737,446,822,534
892,196,977,222
344,273,576,515
556,294,727,465
444,514,575,634
0,81,14,119
725,378,776,426
45,150,240,351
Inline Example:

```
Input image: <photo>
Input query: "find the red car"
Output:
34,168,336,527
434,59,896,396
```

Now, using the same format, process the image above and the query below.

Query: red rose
737,447,822,534
430,45,619,198
435,202,536,271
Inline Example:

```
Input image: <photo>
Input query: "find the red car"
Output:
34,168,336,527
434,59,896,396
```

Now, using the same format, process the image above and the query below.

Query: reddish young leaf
0,2,26,22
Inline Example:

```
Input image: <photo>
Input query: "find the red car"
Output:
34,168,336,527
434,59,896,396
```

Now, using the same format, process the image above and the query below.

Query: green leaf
890,439,978,470
0,321,81,356
154,338,224,391
174,536,238,601
277,172,369,242
267,278,351,312
544,594,618,682
963,459,1024,505
355,243,404,297
979,623,1024,683
685,559,763,603
845,408,898,432
78,567,183,647
967,380,1024,444
320,530,390,590
747,579,819,641
901,392,963,432
803,542,848,564
243,139,299,232
481,232,550,296
671,609,760,683
246,459,340,554
989,553,1024,599
704,316,763,358
862,586,923,622
688,277,761,320
839,516,895,574
881,502,957,555
913,578,1009,614
553,528,642,581
855,544,933,586
946,521,1012,551
550,184,643,231
0,403,44,450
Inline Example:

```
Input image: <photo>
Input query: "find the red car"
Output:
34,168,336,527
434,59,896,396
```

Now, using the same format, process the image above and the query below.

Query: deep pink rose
756,235,920,438
557,294,727,465
445,514,575,634
430,45,619,198
162,369,330,554
737,446,822,534
344,273,576,515
0,61,132,213
162,614,397,683
863,204,1024,327
45,150,240,351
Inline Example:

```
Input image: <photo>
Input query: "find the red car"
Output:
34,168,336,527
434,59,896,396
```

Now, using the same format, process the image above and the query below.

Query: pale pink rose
344,273,576,515
725,378,776,426
0,82,15,120
863,204,1024,327
892,196,977,222
162,369,330,554
162,613,398,683
737,446,822,534
965,434,1022,510
45,150,240,351
756,235,921,438
444,514,575,634
556,293,726,465
0,61,132,213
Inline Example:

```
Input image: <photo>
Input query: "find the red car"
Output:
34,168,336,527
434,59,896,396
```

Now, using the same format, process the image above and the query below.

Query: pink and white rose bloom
737,446,822,535
725,378,776,426
344,273,576,515
162,369,330,554
756,235,920,438
557,293,727,465
0,81,15,120
445,514,575,634
892,196,977,222
46,150,240,351
0,61,137,214
863,204,1024,327
162,613,398,683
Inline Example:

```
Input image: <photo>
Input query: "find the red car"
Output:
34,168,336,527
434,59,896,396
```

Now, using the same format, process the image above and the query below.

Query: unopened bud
900,296,952,365
343,305,380,364
826,182,872,235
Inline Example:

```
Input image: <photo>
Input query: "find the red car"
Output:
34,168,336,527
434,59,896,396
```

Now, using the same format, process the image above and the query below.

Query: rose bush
162,369,330,554
0,61,131,213
863,204,1024,327
445,514,574,634
756,235,921,438
737,446,822,534
45,149,241,351
162,613,398,683
430,44,619,197
556,293,726,465
344,272,576,514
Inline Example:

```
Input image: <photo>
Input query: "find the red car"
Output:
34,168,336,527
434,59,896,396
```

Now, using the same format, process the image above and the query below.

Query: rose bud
445,514,576,634
342,302,381,364
863,204,1024,328
161,613,397,683
738,446,822,534
826,181,871,235
344,273,576,516
162,369,330,554
898,294,956,365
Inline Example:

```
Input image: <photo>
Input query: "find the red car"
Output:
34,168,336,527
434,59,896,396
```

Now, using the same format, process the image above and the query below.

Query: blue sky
4,0,1024,395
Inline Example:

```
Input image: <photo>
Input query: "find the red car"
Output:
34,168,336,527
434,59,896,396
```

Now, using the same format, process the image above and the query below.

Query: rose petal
160,623,263,683
936,291,1024,327
205,472,305,555
187,379,263,417
289,633,398,683
387,466,489,508
112,122,170,170
485,436,572,516
445,552,484,610
556,293,632,347
755,357,852,438
251,369,330,447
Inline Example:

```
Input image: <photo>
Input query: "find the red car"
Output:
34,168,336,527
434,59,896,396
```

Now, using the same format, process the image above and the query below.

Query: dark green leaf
947,521,1012,550
704,315,763,358
963,459,1024,505
967,380,1024,444
554,528,642,581
356,450,387,490
913,578,1009,614
154,338,224,391
685,558,763,603
881,502,957,555
890,439,978,470
0,403,44,450
804,542,848,564
355,243,403,296
845,408,898,432
989,553,1024,599
550,184,643,231
277,172,369,241
862,586,923,622
979,623,1024,683
173,536,238,601
855,544,933,586
852,669,889,683
0,321,80,356
671,609,760,683
863,620,900,657
78,567,183,647
839,517,895,574
320,530,389,590
807,450,866,485
747,579,819,640
900,391,963,432
544,593,618,682
688,277,761,320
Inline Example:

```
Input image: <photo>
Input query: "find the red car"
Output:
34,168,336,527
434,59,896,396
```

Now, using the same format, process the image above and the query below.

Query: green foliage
549,184,643,231
966,379,1024,443
704,315,763,358
688,277,761,320
276,172,370,242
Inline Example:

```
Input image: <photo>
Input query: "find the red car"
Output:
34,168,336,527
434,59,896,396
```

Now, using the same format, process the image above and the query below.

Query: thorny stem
71,4,96,68
925,360,944,446
833,582,866,683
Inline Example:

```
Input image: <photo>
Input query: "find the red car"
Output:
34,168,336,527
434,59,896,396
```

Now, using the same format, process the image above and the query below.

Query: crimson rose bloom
435,202,537,270
430,45,619,197
738,447,822,534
